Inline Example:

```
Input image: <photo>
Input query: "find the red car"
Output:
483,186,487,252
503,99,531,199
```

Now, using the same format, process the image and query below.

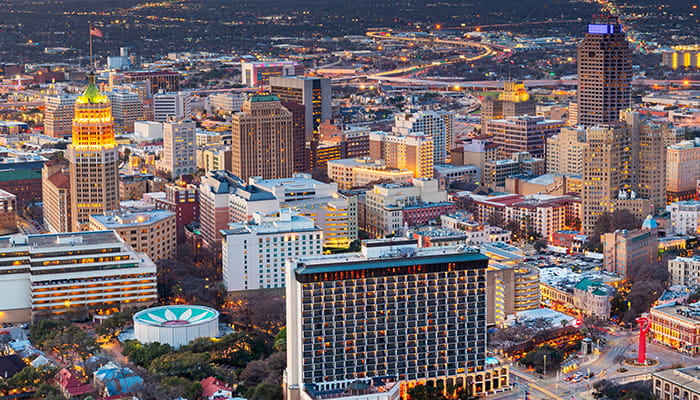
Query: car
20,323,29,329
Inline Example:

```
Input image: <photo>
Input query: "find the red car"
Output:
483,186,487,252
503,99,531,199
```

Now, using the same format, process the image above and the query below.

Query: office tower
285,239,506,400
481,81,536,122
545,126,587,176
222,209,323,291
241,61,304,87
280,101,308,173
602,222,657,278
89,210,176,261
0,231,157,324
154,182,199,244
123,70,180,94
369,132,434,178
231,94,294,181
485,115,565,159
162,118,196,178
153,92,192,122
107,89,142,134
44,94,77,138
68,73,120,231
393,111,453,164
42,160,71,233
577,16,632,126
270,76,332,141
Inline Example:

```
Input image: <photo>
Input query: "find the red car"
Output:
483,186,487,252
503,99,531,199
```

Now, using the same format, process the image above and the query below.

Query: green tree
521,345,564,373
161,376,202,400
149,351,213,381
250,382,283,400
274,327,286,352
122,340,173,368
407,384,447,400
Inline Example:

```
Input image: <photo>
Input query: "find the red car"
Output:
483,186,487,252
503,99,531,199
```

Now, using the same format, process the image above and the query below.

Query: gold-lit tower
68,73,119,231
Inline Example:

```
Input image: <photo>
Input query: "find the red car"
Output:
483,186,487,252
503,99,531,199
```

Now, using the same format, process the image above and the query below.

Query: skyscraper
107,89,142,134
393,111,454,164
162,118,196,179
231,94,294,181
269,76,332,141
44,94,77,138
68,73,120,231
153,92,192,122
577,16,632,126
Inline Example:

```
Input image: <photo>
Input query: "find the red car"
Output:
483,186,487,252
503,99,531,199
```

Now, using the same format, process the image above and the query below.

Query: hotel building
285,239,508,400
0,230,157,323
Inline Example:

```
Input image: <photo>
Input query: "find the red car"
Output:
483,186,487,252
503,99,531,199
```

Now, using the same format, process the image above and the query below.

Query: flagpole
89,22,94,69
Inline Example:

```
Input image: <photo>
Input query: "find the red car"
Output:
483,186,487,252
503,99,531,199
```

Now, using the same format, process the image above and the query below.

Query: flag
90,26,103,38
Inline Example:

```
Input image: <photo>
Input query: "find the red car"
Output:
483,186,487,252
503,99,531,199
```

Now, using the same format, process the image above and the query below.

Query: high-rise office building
153,92,192,122
241,61,304,87
577,16,632,126
280,100,308,173
667,139,700,202
486,115,565,159
285,239,507,400
231,94,294,181
545,126,587,176
162,118,196,178
68,73,120,231
270,76,332,141
580,112,666,234
123,70,180,94
481,81,536,122
44,94,77,138
107,89,142,134
393,111,454,165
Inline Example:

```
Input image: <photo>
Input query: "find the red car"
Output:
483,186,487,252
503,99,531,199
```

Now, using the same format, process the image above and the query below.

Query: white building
153,92,192,122
668,256,700,287
668,200,700,235
393,110,454,164
0,230,157,323
134,121,164,141
222,209,323,291
209,92,244,114
162,118,196,178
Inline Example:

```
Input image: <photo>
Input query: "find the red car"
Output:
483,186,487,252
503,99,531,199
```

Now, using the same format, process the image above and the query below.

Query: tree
149,351,213,381
122,340,173,368
407,384,447,400
521,345,564,373
274,328,286,352
249,382,283,400
161,376,202,400
589,210,641,245
239,360,272,387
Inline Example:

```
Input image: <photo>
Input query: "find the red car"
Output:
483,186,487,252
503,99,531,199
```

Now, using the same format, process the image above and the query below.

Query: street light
543,354,547,376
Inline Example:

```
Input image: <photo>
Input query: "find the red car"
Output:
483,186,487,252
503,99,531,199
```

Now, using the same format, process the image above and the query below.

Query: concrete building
310,123,372,172
327,158,414,191
68,73,120,231
668,200,700,235
153,92,191,122
483,152,545,187
198,170,243,250
44,94,77,138
545,126,586,176
196,145,231,173
285,239,508,399
162,118,196,178
667,139,700,202
576,16,632,126
363,179,452,238
486,115,564,159
42,161,71,233
89,209,176,261
369,132,434,178
209,92,243,114
107,90,142,134
0,230,157,323
433,164,479,189
240,60,303,87
270,76,332,141
231,94,294,181
572,279,612,319
134,121,163,141
222,210,323,291
450,136,499,172
668,256,700,287
393,111,454,165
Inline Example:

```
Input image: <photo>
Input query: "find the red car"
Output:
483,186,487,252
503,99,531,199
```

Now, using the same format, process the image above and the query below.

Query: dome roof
76,72,108,104
642,215,658,230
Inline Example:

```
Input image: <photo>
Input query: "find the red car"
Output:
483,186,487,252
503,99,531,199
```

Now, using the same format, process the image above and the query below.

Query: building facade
89,210,177,261
486,115,564,159
44,94,77,138
162,118,196,178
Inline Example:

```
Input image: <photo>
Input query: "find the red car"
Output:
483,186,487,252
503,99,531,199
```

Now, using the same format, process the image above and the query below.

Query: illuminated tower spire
68,72,119,231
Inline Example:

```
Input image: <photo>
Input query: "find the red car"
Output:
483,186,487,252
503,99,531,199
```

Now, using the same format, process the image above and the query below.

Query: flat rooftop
653,367,700,393
91,210,174,228
0,230,122,250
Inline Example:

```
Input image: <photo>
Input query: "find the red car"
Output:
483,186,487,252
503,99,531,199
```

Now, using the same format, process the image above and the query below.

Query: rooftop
0,230,123,250
653,366,700,393
90,210,175,228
